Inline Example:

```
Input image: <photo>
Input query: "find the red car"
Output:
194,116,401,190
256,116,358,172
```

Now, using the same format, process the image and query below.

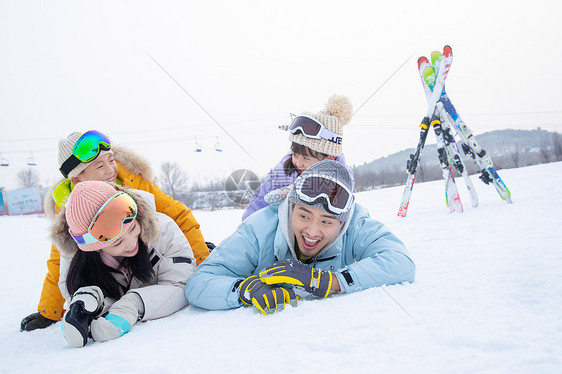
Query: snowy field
1,162,561,373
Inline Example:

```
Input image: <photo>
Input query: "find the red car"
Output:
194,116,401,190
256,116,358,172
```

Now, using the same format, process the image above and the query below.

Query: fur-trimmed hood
50,183,160,259
111,145,154,182
44,145,154,220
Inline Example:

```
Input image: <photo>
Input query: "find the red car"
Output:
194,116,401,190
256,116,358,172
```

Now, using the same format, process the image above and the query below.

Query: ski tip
422,66,436,86
418,59,431,74
417,56,429,68
430,51,442,66
443,45,452,57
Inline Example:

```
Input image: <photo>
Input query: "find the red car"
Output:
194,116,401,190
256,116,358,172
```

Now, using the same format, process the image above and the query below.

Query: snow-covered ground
2,162,561,373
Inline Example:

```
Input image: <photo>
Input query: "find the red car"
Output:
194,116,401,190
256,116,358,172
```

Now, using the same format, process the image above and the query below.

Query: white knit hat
58,132,112,179
289,95,353,157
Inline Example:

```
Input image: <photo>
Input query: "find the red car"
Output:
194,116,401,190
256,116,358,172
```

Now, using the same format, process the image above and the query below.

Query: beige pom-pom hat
289,94,353,157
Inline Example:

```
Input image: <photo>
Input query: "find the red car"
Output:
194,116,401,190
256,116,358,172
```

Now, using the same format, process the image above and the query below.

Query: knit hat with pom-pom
289,94,353,157
66,181,134,252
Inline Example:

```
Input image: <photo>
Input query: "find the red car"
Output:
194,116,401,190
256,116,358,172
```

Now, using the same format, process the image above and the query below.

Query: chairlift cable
145,50,259,164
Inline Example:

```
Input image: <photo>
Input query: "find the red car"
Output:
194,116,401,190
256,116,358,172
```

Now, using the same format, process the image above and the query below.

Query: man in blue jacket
186,160,415,315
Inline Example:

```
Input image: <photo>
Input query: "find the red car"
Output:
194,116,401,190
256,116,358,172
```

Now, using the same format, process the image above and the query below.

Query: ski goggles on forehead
289,115,343,145
59,130,112,178
70,192,138,246
296,175,354,215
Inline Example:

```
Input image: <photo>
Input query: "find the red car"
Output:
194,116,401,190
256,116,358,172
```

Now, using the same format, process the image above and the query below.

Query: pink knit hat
66,181,134,252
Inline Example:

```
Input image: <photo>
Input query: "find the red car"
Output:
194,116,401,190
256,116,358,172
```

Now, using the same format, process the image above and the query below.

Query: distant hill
352,128,562,191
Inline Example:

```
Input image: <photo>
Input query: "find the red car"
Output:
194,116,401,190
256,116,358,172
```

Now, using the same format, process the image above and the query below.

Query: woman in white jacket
51,180,195,348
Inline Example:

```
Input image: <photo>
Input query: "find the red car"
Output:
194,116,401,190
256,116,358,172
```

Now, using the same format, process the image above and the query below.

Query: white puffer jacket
52,186,196,321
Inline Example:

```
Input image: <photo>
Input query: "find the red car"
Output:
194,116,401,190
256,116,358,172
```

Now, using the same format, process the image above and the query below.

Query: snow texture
2,162,561,373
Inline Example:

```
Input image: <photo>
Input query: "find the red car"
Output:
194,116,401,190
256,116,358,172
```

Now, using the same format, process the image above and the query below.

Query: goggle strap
318,127,343,144
59,155,82,178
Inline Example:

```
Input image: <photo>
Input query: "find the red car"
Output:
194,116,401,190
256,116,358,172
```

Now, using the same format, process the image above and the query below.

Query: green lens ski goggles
59,130,112,178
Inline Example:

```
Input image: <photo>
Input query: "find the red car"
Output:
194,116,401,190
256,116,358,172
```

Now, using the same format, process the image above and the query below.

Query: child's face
100,219,141,260
73,153,118,184
292,152,323,174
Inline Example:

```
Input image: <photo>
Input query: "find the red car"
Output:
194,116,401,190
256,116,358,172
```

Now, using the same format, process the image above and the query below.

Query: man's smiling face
291,203,341,257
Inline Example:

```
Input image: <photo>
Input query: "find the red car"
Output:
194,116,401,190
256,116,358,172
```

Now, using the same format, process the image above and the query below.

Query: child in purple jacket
242,95,355,220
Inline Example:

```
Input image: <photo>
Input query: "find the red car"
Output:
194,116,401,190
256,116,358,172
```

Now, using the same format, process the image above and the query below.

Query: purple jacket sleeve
242,152,296,221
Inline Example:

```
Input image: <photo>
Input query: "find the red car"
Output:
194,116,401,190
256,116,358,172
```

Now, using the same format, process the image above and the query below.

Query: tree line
10,130,562,211
353,130,562,192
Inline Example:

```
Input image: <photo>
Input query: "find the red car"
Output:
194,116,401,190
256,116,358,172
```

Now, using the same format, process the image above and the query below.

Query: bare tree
159,162,187,199
17,168,40,188
511,145,520,168
538,133,551,163
553,132,562,161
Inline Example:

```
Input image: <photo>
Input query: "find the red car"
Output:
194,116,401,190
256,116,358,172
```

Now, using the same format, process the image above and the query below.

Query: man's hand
260,259,333,298
238,275,297,315
20,312,58,332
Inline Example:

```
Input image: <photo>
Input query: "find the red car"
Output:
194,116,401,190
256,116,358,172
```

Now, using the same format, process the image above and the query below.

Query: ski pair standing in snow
51,181,195,347
431,50,512,203
187,160,415,315
242,94,355,220
429,50,478,208
419,49,464,214
427,47,511,204
398,45,458,217
20,130,210,332
398,45,511,217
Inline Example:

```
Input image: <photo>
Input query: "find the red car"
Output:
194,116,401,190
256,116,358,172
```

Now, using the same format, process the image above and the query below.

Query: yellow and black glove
238,275,297,315
260,259,333,298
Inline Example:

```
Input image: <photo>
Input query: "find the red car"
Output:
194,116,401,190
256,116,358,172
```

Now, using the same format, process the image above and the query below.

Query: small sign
0,188,7,216
6,186,44,215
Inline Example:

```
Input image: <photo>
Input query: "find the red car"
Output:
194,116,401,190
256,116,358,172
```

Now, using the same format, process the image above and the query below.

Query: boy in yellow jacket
20,131,210,331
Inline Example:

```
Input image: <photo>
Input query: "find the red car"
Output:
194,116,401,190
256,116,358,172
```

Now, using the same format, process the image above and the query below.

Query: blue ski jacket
186,202,415,310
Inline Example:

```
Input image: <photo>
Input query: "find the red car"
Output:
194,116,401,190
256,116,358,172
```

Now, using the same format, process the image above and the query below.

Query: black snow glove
62,286,104,348
20,312,58,332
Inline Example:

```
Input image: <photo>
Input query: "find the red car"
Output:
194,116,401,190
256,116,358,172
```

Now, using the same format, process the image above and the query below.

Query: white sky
1,0,561,189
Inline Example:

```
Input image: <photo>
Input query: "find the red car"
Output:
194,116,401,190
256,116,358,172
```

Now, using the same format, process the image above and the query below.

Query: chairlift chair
279,113,296,131
0,154,8,167
26,153,37,166
194,137,202,153
214,137,222,152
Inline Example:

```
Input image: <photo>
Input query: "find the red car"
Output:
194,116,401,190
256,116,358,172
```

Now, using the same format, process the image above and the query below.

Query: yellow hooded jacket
39,145,209,321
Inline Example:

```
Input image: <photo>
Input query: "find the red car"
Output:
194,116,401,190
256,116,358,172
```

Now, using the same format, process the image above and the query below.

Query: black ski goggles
296,175,354,215
289,115,342,144
59,130,112,178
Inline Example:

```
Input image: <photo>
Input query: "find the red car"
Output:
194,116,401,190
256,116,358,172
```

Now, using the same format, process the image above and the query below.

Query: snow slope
1,162,561,373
